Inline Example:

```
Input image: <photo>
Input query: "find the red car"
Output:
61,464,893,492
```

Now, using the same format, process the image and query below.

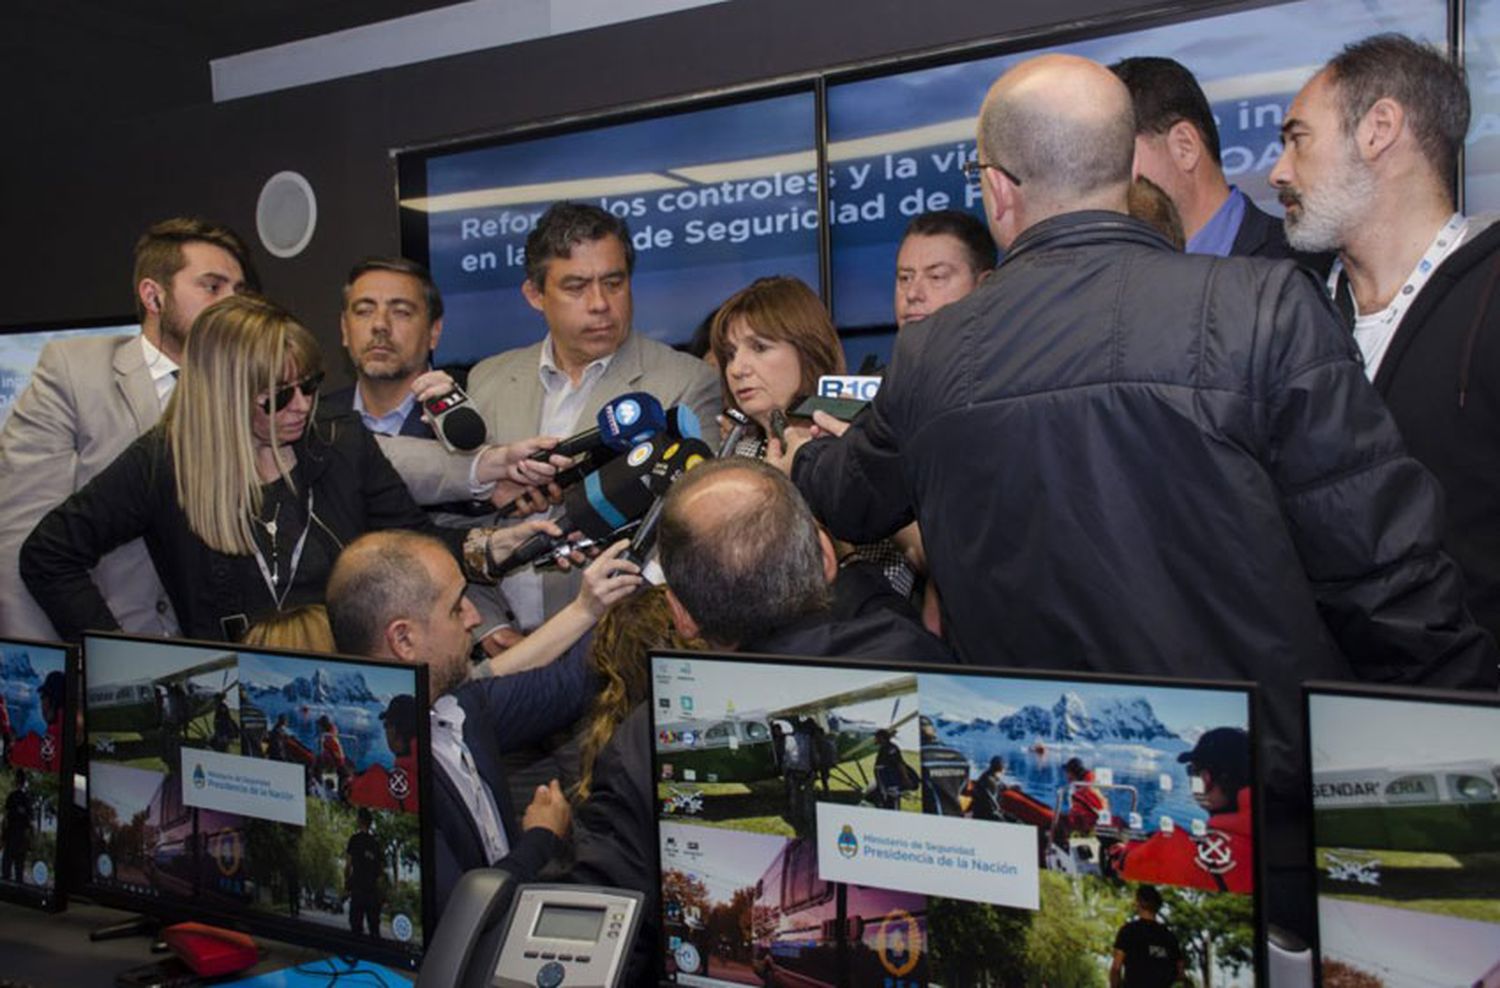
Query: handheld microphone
530,392,667,462
496,439,667,576
421,384,487,452
624,437,714,566
717,407,751,458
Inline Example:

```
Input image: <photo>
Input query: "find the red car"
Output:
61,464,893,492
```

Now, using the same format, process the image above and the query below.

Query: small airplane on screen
655,674,917,789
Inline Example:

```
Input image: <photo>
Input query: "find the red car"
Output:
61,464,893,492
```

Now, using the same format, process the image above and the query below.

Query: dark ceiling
3,0,464,140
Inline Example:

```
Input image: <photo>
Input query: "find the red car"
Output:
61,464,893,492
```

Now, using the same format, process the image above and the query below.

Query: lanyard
1328,213,1467,331
251,489,313,611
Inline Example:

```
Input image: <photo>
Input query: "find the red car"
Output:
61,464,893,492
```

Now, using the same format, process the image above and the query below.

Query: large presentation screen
398,87,820,367
0,319,138,428
1307,684,1500,987
824,0,1444,367
650,653,1259,987
83,633,432,967
0,637,72,911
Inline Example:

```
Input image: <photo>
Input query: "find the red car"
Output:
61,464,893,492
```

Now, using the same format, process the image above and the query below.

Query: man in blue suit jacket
326,529,591,923
322,257,455,439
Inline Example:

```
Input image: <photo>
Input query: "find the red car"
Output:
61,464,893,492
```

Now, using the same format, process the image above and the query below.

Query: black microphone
717,407,752,458
494,438,669,576
421,384,487,452
529,392,667,462
623,437,715,566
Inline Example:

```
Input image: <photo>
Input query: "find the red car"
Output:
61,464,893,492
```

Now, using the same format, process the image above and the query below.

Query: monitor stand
89,914,162,943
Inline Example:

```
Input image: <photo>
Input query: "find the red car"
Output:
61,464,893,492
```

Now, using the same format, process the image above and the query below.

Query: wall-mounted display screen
397,0,1461,376
0,320,138,428
83,633,432,968
651,652,1260,987
398,88,820,367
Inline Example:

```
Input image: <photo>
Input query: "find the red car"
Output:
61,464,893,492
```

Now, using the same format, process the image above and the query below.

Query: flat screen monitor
1306,683,1500,987
649,652,1261,987
0,317,139,428
81,633,433,969
397,85,820,367
0,636,73,911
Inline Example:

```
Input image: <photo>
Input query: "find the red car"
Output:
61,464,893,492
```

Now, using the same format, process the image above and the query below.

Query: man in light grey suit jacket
0,218,255,640
467,202,721,632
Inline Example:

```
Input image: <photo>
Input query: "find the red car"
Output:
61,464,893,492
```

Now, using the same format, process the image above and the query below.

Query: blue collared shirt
351,383,419,437
1186,186,1248,258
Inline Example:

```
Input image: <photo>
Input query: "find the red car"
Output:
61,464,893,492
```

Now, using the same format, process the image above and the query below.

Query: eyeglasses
962,158,1023,187
257,372,324,413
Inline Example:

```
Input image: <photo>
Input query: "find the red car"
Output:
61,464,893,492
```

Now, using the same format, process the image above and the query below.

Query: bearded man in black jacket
1272,34,1500,646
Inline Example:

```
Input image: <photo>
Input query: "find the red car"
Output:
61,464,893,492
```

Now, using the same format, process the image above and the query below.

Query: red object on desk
161,922,260,978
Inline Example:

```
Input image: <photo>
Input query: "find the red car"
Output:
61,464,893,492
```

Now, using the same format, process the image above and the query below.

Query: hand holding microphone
412,370,488,452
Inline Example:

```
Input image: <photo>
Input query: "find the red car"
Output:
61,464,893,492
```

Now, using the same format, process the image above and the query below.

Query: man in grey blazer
0,218,255,640
467,201,721,632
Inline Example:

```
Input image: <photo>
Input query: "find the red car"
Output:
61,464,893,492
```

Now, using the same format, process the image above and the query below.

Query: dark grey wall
0,0,1230,378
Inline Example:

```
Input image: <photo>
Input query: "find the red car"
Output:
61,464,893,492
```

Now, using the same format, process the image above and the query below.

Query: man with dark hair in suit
1111,56,1330,272
324,257,451,440
466,201,721,630
326,529,587,924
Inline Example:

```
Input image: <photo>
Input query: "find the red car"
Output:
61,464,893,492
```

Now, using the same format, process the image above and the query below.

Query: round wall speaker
256,170,318,258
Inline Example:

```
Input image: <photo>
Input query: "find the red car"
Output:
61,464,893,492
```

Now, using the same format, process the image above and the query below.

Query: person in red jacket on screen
1112,727,1253,893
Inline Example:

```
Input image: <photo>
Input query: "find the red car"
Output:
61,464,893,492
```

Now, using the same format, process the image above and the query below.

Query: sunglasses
257,372,324,414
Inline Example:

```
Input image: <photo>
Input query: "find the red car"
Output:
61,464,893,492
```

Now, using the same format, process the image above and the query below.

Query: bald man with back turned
776,54,1496,938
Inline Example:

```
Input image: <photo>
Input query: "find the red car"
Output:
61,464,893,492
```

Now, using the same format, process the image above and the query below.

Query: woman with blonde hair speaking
22,293,559,642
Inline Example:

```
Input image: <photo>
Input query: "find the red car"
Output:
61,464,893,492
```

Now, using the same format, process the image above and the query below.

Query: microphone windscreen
665,404,702,441
439,406,487,451
600,394,667,451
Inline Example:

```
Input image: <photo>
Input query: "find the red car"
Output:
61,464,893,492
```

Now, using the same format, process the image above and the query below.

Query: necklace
253,498,284,585
251,489,314,610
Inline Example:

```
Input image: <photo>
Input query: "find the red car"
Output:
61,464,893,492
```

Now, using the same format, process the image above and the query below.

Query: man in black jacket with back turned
772,53,1496,940
1271,34,1500,645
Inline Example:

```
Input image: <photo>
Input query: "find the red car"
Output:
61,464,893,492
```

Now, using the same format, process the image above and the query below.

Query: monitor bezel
0,635,76,913
648,648,1266,987
1301,678,1500,983
79,630,435,970
0,313,140,338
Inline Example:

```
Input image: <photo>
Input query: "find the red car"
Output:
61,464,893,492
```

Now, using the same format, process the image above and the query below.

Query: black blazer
431,638,593,924
320,385,434,439
20,410,465,642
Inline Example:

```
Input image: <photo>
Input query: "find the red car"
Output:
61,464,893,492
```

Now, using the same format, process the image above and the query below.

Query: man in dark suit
325,529,589,923
322,257,451,439
1111,56,1331,272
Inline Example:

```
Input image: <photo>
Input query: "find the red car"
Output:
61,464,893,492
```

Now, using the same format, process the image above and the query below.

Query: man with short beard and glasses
1272,34,1500,642
0,217,254,639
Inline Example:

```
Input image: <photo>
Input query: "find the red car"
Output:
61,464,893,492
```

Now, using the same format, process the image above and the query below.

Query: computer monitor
0,636,74,911
649,652,1261,987
81,632,433,969
1306,683,1500,987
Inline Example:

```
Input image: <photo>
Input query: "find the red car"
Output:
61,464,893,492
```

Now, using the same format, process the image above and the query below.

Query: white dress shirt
138,334,180,408
430,695,510,864
499,337,615,630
